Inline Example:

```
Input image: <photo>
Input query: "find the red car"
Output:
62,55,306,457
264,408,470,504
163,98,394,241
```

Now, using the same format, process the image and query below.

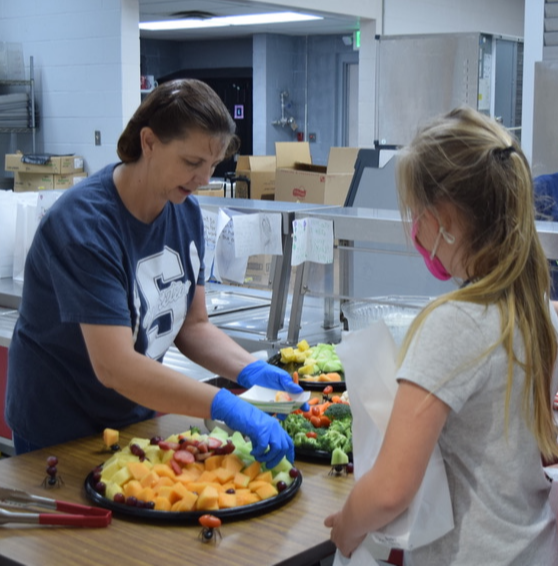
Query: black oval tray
295,447,353,464
267,353,346,392
84,469,302,523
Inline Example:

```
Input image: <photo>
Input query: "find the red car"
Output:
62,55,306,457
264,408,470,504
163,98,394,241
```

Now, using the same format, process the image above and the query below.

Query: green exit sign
354,30,360,50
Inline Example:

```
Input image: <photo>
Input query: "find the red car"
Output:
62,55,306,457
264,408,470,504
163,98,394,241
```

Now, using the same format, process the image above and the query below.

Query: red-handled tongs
0,486,111,527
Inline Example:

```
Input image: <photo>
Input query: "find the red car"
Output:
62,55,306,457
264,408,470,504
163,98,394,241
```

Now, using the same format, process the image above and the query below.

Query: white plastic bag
335,321,454,554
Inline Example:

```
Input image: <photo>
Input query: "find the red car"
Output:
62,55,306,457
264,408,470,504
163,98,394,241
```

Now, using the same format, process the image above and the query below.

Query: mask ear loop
429,226,455,260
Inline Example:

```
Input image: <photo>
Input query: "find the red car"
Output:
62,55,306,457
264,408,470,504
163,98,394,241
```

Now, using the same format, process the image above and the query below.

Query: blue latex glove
211,388,294,468
237,360,303,394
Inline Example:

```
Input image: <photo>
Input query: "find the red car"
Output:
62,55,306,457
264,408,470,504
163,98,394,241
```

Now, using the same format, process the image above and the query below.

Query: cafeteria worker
5,79,300,468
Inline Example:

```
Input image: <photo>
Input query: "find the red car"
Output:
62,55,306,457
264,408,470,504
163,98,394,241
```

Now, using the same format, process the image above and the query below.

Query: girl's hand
324,510,366,558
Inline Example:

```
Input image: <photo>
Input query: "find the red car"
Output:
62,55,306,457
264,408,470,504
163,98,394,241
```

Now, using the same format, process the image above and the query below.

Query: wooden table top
0,414,355,566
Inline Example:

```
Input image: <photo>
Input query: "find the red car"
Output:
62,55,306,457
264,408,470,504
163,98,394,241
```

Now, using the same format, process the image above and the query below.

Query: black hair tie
493,146,515,161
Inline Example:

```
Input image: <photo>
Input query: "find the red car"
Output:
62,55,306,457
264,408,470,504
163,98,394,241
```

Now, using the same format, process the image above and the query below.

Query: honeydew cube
271,470,294,488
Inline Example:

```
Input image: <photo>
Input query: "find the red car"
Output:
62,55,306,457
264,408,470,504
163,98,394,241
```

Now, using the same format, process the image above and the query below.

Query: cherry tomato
199,514,222,529
310,416,322,428
323,385,334,395
320,415,331,427
305,431,317,439
311,406,321,417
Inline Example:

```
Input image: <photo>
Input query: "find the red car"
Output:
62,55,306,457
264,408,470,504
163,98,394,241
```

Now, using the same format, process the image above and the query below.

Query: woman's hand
324,510,366,558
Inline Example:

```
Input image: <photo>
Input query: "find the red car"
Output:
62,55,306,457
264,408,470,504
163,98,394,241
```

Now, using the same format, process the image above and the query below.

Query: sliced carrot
310,416,322,428
308,397,320,406
320,415,331,427
292,371,299,385
331,395,342,403
325,373,342,382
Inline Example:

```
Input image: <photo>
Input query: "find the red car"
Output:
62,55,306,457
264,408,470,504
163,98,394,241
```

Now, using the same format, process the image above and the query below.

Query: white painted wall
383,0,524,37
0,0,140,174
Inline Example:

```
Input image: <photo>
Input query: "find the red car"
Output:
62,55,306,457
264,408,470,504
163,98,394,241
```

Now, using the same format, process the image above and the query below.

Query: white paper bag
0,190,17,278
335,321,454,552
12,190,64,281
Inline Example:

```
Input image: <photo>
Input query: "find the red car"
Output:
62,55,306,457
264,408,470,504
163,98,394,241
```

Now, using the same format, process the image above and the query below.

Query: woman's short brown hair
117,78,240,163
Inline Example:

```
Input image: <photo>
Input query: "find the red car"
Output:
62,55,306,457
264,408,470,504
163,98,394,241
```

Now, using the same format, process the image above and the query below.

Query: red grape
46,456,58,467
113,493,125,504
288,467,299,479
276,481,287,492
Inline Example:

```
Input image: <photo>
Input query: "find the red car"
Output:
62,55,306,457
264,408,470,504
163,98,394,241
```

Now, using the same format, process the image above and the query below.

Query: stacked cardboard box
274,142,359,205
5,152,87,192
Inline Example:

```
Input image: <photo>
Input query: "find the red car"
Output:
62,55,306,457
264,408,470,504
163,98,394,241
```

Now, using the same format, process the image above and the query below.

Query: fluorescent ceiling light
140,11,323,31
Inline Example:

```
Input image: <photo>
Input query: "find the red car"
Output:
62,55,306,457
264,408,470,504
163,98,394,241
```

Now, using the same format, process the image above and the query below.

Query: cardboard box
274,142,359,205
195,182,225,198
234,155,276,200
5,152,84,175
14,171,87,192
243,254,272,288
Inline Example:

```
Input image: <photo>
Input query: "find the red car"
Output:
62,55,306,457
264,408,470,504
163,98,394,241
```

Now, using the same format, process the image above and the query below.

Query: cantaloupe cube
127,461,152,481
170,482,191,503
140,470,160,489
243,461,262,481
103,428,119,448
234,472,251,489
214,467,235,485
254,471,273,483
218,491,238,509
222,454,244,474
220,481,236,492
185,462,205,475
198,470,218,483
204,454,225,471
152,463,176,479
137,487,156,503
196,485,219,511
153,476,175,492
111,466,132,487
247,480,271,493
236,491,260,506
187,481,220,494
123,480,143,499
254,483,278,500
174,470,199,486
156,486,175,501
170,490,198,512
154,496,172,511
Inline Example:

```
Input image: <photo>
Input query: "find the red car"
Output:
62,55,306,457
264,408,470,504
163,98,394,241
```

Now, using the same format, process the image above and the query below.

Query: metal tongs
0,487,112,528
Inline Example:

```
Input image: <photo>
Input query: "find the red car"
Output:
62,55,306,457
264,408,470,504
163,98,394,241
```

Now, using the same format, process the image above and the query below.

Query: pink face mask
411,220,455,281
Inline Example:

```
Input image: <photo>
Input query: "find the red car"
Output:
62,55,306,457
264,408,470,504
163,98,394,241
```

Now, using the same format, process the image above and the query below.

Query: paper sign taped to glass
334,320,454,560
201,206,282,283
291,217,334,266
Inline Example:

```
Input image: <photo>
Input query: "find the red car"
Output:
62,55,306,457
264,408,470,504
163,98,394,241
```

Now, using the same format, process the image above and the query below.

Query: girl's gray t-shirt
398,300,558,566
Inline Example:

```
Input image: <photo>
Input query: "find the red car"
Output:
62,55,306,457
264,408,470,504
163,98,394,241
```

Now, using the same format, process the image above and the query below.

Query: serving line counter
0,413,354,566
286,208,558,341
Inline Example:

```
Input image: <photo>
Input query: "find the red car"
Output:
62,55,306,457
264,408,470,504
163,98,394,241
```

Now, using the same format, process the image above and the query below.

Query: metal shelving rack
0,56,36,152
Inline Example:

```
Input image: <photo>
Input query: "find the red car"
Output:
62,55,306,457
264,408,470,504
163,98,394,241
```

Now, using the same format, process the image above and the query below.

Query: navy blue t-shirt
6,163,206,447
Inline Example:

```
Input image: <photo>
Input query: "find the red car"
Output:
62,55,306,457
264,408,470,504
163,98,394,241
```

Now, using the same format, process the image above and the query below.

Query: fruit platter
269,340,346,392
280,387,353,466
85,426,302,523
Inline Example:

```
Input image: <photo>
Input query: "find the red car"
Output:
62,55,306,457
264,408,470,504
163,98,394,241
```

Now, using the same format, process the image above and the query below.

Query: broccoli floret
318,429,347,453
293,432,319,449
328,418,351,435
342,429,353,454
323,403,352,421
282,413,312,437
